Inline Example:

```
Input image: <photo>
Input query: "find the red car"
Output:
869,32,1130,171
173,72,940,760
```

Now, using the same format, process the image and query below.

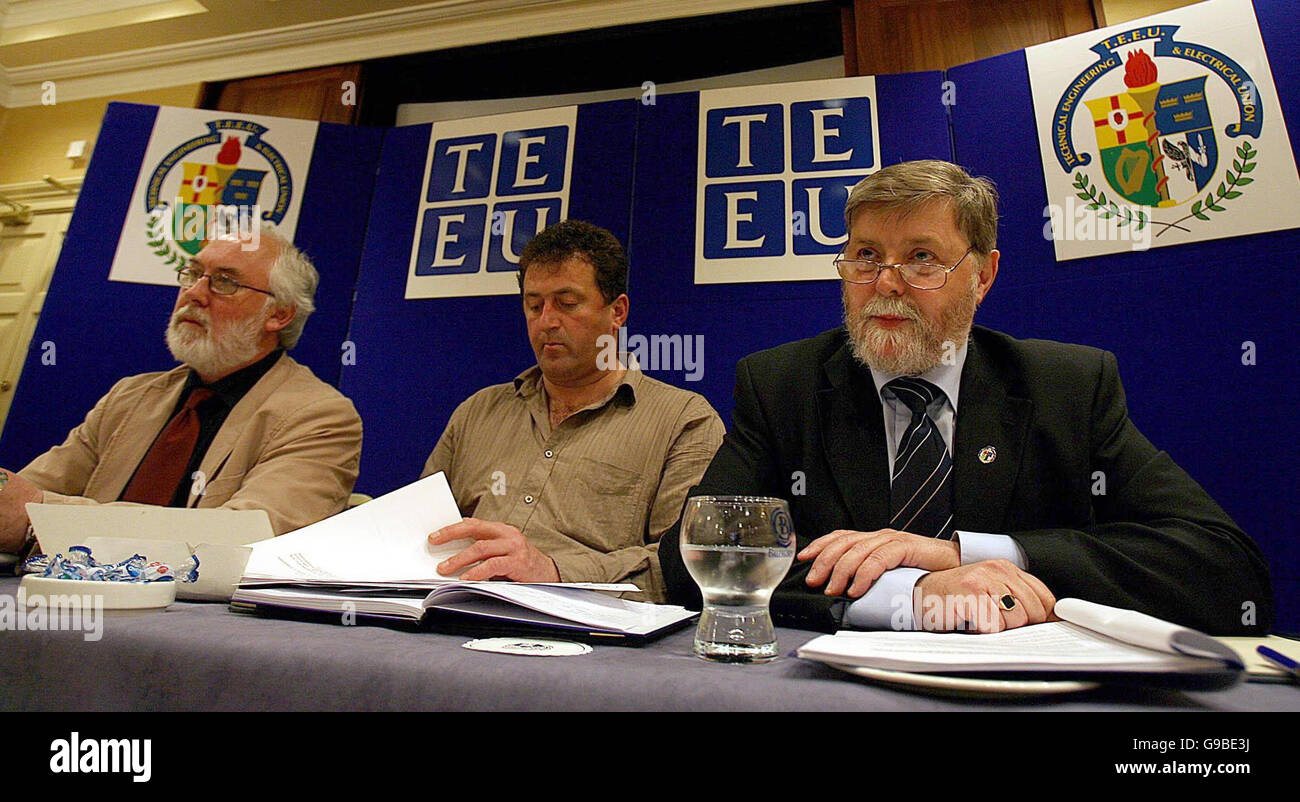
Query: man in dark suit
660,160,1272,635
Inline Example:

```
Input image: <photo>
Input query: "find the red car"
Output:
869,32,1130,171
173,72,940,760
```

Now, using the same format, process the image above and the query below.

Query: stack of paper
798,599,1244,676
233,472,695,642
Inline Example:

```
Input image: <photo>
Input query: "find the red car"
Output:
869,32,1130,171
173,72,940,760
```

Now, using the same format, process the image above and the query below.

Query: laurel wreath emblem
1153,140,1257,235
1071,141,1258,238
1071,172,1151,231
145,204,190,269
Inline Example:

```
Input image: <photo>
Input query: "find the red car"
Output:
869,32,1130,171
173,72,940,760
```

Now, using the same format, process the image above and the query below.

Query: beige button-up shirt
422,363,724,601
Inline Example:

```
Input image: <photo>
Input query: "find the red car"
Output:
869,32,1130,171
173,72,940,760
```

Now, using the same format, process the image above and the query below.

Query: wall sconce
66,140,90,168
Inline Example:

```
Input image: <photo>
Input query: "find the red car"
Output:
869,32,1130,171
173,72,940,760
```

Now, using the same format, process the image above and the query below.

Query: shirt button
524,495,534,504
544,450,554,459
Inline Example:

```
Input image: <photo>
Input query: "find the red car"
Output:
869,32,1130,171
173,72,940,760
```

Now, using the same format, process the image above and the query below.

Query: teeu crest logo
407,108,575,299
695,78,882,284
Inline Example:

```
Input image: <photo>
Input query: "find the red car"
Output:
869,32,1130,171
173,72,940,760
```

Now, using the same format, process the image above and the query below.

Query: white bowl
19,575,177,609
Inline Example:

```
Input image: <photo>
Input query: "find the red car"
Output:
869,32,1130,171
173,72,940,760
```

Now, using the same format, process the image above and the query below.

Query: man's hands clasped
797,528,1055,633
914,560,1057,633
799,528,961,596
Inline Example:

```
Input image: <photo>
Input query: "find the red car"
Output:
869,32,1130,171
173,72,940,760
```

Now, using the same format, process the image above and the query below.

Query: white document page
424,583,693,632
240,472,641,592
798,622,1220,673
236,584,690,634
241,472,467,582
1053,598,1186,654
1055,598,1241,665
1216,636,1300,677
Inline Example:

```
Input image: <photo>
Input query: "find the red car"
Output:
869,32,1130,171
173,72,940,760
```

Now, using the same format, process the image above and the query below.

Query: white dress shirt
842,340,1028,630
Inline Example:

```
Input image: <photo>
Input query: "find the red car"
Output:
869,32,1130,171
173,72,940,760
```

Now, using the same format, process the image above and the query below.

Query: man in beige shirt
423,221,723,601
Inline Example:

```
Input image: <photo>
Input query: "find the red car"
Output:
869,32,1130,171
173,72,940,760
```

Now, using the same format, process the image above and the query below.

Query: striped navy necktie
885,377,954,539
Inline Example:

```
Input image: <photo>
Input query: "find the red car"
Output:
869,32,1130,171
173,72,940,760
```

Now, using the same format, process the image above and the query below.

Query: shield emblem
1152,76,1218,204
179,162,227,205
1085,91,1164,206
171,138,267,254
221,167,268,207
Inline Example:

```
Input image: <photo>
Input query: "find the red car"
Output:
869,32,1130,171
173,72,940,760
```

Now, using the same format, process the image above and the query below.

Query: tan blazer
20,355,362,535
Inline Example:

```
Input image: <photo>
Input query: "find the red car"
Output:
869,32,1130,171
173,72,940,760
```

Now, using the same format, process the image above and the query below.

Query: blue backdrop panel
342,100,637,496
0,102,159,471
1251,0,1300,634
0,103,380,473
285,122,384,387
4,22,1292,630
629,72,953,426
949,16,1298,630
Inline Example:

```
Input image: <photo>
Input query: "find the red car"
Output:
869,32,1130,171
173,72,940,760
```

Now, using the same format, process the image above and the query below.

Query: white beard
843,274,979,376
165,303,268,379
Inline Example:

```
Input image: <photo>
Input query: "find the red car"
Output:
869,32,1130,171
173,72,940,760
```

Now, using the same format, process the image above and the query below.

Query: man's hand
914,560,1057,633
0,468,43,554
798,528,960,597
428,518,560,583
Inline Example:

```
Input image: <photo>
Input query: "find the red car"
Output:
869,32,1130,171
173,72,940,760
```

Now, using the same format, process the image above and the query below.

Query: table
2,577,1296,711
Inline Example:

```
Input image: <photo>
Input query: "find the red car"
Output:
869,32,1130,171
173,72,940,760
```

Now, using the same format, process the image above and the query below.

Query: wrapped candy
21,546,199,583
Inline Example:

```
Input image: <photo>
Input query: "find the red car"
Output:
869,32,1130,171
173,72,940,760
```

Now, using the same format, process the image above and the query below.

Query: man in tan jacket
0,227,362,552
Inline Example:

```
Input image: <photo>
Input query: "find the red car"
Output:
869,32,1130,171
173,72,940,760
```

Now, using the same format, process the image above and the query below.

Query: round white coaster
461,637,593,657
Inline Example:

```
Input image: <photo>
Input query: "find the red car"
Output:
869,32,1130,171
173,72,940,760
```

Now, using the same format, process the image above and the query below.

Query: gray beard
843,274,979,376
165,304,267,379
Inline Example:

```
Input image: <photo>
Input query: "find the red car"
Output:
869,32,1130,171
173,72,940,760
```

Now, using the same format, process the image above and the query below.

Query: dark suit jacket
660,326,1273,635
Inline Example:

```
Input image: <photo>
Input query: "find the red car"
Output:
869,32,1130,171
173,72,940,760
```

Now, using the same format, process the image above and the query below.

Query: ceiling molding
5,0,190,28
1,1,207,48
0,0,816,107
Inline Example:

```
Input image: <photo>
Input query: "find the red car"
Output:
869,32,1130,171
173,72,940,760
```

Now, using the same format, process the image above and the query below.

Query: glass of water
680,495,796,663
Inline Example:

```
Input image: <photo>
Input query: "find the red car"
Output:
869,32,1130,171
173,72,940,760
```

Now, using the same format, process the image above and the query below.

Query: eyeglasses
834,247,973,290
176,266,275,297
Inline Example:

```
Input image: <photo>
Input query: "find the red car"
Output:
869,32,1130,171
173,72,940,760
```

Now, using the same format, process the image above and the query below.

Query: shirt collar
186,348,284,407
868,338,969,411
514,354,641,405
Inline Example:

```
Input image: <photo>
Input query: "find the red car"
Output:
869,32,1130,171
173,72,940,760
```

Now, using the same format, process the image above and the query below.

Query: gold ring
998,594,1018,612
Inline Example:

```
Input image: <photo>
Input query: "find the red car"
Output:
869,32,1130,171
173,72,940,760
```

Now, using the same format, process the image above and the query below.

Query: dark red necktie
120,388,215,505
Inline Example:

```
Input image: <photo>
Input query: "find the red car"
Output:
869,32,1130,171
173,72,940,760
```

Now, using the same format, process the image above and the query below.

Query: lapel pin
978,446,997,464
